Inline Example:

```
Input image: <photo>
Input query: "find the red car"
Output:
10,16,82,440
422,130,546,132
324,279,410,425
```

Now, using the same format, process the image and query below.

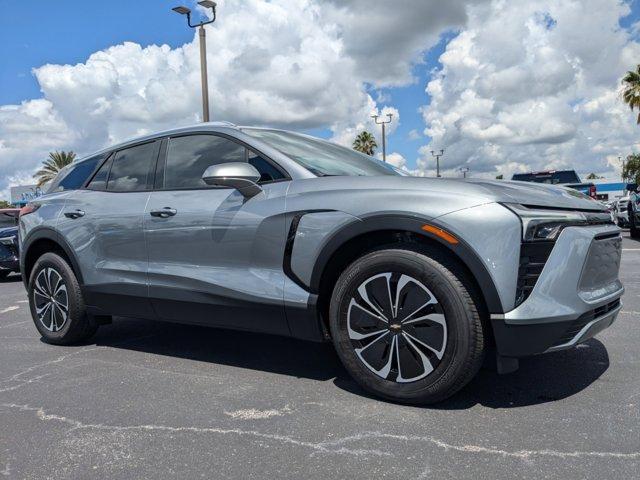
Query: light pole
620,155,625,182
459,166,469,178
371,113,393,162
172,1,218,122
431,149,444,177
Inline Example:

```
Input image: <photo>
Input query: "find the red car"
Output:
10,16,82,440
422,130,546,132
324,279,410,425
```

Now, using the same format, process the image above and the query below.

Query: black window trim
154,131,291,192
82,139,162,193
82,152,114,189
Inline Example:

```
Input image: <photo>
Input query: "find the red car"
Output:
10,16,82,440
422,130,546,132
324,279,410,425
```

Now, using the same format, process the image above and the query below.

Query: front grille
515,241,554,307
553,299,621,346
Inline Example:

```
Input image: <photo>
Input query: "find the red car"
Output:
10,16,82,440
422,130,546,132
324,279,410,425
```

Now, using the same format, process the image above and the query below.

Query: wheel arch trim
306,213,504,314
20,227,85,288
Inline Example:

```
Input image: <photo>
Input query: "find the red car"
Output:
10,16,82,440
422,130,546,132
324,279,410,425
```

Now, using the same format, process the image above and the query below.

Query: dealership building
10,184,43,207
590,178,636,201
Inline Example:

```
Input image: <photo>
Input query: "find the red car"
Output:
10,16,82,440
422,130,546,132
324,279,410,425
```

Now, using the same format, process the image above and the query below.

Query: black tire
330,248,485,405
28,252,97,345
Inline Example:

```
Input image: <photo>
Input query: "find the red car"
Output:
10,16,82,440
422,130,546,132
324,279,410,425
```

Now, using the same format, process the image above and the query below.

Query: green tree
622,65,640,124
33,151,76,187
623,153,640,184
585,172,603,179
495,174,504,180
0,200,11,209
352,131,377,156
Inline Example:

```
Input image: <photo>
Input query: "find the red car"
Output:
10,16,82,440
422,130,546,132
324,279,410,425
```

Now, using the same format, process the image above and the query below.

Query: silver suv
19,122,624,404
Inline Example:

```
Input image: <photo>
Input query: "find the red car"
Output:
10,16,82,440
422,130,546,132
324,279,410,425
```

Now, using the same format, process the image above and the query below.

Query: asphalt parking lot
1,234,639,479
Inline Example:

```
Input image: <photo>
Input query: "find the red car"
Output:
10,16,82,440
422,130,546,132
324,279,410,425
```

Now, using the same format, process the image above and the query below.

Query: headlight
504,204,612,242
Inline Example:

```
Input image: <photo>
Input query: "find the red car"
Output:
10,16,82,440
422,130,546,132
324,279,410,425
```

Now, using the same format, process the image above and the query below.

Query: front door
144,133,290,335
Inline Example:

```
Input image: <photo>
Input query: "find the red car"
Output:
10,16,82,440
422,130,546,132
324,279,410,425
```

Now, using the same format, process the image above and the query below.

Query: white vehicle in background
614,196,630,227
604,201,616,223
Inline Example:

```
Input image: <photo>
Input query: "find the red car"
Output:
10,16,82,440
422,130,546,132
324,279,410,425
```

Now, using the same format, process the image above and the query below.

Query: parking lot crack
312,431,640,461
0,403,390,458
2,403,640,461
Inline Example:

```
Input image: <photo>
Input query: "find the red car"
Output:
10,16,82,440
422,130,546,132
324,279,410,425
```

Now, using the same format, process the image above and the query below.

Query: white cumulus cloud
419,0,640,180
0,0,479,198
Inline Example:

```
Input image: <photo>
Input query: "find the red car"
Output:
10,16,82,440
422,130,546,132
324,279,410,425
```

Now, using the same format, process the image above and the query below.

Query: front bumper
491,224,623,358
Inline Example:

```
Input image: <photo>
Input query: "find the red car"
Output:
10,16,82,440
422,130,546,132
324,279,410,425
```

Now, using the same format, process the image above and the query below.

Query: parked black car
629,188,640,239
0,209,20,279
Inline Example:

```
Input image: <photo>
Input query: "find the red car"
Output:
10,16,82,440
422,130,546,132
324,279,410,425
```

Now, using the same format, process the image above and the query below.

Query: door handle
150,207,177,218
64,209,85,219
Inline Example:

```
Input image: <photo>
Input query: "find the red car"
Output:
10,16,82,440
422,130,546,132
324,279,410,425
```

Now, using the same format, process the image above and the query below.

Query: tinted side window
58,156,101,190
87,155,113,191
108,142,157,192
47,155,102,192
164,135,245,189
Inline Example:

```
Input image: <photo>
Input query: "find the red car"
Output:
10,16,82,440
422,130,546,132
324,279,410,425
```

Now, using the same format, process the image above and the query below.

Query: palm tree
33,151,76,187
353,131,377,156
622,64,640,124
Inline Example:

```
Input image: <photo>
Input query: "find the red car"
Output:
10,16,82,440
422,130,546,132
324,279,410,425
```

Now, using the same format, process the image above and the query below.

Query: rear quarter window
47,155,104,192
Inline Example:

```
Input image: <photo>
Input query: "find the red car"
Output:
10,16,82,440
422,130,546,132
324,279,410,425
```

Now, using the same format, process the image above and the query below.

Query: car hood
460,178,604,211
293,176,605,212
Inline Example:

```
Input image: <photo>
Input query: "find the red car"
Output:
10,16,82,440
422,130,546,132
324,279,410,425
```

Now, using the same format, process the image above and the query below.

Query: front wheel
329,248,485,404
28,252,98,345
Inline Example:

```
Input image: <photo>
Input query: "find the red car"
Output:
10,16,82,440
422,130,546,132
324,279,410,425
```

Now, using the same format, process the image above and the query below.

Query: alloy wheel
347,272,447,383
33,267,69,332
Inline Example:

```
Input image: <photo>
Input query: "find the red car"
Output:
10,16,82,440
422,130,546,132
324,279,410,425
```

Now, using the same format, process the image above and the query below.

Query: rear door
60,140,161,318
144,132,291,334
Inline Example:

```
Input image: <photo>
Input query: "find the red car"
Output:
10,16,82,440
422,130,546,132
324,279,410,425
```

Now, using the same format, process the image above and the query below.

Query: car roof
67,122,318,181
72,121,242,165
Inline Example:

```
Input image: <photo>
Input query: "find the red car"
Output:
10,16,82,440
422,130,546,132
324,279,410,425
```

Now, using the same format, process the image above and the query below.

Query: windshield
242,128,399,177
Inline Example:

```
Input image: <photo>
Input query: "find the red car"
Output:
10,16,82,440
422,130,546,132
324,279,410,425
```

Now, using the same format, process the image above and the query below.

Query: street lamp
371,113,393,162
431,149,444,177
172,1,218,122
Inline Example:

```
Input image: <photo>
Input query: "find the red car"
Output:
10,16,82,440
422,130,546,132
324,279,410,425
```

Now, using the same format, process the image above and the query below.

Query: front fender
287,211,505,314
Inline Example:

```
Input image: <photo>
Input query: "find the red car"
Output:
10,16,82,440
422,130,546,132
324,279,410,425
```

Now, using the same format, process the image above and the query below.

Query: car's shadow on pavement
93,318,344,381
91,318,609,408
336,339,610,409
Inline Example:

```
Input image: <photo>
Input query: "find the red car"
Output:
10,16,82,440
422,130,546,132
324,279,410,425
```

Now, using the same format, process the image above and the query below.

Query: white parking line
623,248,640,251
0,306,19,314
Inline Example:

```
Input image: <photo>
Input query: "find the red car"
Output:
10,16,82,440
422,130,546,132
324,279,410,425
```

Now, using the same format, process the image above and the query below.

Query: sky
1,0,640,199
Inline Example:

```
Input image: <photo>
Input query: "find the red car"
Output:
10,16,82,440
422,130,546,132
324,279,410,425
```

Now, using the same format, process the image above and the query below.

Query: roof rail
204,121,237,127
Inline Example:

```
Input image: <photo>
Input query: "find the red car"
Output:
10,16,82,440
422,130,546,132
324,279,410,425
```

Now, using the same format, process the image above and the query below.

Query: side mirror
201,162,263,199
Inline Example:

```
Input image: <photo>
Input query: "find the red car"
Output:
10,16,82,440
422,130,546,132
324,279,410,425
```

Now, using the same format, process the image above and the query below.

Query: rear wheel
28,252,97,345
329,248,485,404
